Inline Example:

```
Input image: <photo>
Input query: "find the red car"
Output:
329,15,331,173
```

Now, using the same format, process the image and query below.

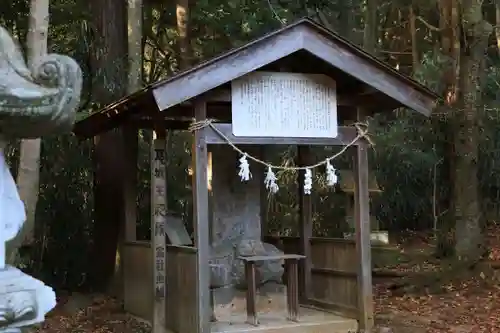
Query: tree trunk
435,0,461,258
496,0,500,56
88,0,128,291
7,0,49,265
176,0,191,69
409,4,419,72
454,0,492,259
363,0,378,55
128,0,143,91
108,0,143,299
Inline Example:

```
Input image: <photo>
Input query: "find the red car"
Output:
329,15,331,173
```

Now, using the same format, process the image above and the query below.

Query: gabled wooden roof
74,18,440,138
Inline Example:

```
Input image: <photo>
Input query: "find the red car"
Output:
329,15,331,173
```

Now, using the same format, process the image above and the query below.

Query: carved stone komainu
0,26,82,139
0,25,83,332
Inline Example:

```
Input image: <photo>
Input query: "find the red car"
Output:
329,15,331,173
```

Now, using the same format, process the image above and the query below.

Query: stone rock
207,146,286,311
259,281,286,295
209,245,234,288
208,239,285,293
233,240,284,288
212,285,235,306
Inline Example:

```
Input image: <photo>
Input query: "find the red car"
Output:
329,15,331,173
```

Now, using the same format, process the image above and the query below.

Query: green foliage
34,134,94,288
2,0,500,290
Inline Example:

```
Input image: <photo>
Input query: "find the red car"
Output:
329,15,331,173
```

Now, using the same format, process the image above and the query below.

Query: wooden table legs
244,261,258,326
285,259,299,322
243,257,303,326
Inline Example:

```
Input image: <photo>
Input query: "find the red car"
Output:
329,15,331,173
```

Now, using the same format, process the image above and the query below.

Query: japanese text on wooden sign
231,71,338,138
152,140,166,300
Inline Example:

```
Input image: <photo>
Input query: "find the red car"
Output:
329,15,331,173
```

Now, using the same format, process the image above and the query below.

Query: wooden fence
165,245,199,333
122,237,390,329
264,236,359,318
123,241,153,321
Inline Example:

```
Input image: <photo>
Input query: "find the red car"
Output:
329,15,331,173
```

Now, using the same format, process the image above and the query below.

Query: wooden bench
238,254,305,326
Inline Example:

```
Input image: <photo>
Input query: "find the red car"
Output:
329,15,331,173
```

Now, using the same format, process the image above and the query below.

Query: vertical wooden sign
151,134,167,332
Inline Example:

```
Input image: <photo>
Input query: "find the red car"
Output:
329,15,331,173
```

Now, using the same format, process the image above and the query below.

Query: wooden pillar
123,125,138,242
151,130,167,333
192,100,210,333
353,108,374,330
297,146,312,302
259,146,268,239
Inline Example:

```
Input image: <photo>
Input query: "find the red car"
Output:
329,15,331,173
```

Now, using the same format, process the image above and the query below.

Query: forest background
0,0,497,300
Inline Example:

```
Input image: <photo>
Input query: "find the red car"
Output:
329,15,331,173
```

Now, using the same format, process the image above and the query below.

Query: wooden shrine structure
73,18,439,333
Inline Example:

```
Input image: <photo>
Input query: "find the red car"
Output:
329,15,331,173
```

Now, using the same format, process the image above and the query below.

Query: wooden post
297,146,312,302
353,112,374,329
244,261,258,326
285,259,300,321
124,125,138,242
151,130,167,333
259,146,268,239
192,99,210,333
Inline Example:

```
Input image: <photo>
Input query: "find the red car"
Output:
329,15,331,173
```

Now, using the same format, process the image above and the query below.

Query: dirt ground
33,225,500,333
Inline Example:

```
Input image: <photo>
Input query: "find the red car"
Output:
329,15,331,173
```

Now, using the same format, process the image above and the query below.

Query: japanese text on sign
231,71,338,138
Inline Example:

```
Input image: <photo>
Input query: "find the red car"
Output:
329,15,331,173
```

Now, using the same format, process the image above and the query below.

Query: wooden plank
238,254,306,262
259,146,268,239
165,213,192,245
244,261,258,326
199,88,368,107
286,260,300,321
122,243,153,320
123,240,151,247
353,130,374,329
151,20,437,115
298,146,313,301
205,123,359,146
300,26,436,116
130,118,192,131
165,249,199,333
166,244,198,254
123,126,138,242
152,27,303,111
306,298,358,319
312,267,357,277
151,133,167,333
192,99,210,333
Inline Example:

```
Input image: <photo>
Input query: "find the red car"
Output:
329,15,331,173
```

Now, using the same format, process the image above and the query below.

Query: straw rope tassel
188,119,373,194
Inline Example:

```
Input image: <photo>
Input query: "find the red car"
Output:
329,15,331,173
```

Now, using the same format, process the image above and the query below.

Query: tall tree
88,0,128,291
108,0,144,299
176,0,191,69
8,0,50,265
436,0,492,260
435,0,461,258
453,0,492,259
363,0,378,55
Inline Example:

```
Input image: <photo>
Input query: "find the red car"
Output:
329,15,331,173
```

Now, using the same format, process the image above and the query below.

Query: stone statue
0,25,82,332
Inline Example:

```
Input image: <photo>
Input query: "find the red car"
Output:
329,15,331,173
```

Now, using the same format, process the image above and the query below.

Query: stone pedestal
0,266,56,331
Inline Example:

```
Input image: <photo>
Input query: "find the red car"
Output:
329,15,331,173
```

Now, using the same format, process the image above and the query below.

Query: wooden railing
122,237,383,329
165,245,199,333
264,236,359,318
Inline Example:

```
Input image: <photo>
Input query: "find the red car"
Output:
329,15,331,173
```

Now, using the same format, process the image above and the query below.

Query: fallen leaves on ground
34,295,151,333
375,225,500,333
34,225,500,333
